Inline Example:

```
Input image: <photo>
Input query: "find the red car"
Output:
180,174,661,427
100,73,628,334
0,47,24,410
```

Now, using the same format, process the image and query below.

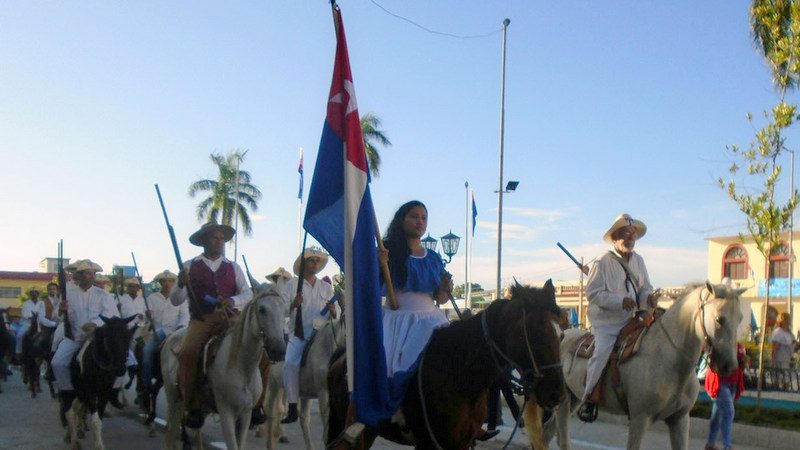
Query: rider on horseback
51,259,120,423
578,213,659,423
139,270,187,401
16,287,57,361
170,221,268,429
279,247,338,424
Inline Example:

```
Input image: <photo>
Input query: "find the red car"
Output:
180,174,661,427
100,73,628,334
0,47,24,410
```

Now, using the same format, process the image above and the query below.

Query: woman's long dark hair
383,200,427,289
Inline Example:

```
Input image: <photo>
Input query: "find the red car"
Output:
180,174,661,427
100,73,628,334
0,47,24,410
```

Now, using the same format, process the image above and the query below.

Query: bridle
658,287,721,362
481,304,562,395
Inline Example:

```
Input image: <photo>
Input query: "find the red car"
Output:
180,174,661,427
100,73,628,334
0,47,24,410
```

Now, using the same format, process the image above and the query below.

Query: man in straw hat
266,266,293,292
15,287,58,360
51,259,119,422
119,277,146,329
279,246,337,423
139,270,187,402
578,213,658,423
169,221,266,428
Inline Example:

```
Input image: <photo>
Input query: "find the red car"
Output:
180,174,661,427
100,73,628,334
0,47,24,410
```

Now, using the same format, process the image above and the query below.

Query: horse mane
229,296,259,367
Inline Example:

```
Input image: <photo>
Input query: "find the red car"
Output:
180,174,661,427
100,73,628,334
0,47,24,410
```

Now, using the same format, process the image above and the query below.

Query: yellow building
706,231,799,335
0,271,57,309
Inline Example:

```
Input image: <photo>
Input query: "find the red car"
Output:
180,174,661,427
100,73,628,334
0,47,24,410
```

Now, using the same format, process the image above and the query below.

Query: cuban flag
298,149,304,200
303,5,389,426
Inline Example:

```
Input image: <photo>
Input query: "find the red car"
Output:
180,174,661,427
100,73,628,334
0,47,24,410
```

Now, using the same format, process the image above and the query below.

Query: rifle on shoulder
58,240,73,340
131,252,152,332
155,184,198,310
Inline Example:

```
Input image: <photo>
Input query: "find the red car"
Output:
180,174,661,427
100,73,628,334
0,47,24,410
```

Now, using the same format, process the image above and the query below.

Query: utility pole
495,18,510,300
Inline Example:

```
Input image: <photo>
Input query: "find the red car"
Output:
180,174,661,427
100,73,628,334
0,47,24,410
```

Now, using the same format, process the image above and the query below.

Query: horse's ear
99,315,110,324
733,287,747,298
544,279,555,291
705,280,716,296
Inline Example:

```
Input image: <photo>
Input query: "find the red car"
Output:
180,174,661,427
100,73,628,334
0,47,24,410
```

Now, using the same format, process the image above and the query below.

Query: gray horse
548,281,743,450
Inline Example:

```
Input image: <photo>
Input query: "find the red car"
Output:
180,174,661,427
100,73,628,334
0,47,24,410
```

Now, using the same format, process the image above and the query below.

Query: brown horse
327,280,565,450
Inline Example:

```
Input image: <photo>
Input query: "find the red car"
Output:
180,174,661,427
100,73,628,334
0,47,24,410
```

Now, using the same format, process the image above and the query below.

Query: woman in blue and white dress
380,200,453,377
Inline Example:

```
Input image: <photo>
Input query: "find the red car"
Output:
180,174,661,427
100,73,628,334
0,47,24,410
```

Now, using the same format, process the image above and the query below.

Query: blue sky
1,1,796,289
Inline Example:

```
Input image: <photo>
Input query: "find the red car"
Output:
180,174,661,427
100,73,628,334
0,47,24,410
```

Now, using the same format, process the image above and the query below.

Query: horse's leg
66,400,83,449
665,412,690,450
219,407,239,450
91,410,104,450
318,389,330,450
237,409,252,450
625,415,652,450
554,394,575,450
523,399,548,450
299,397,313,450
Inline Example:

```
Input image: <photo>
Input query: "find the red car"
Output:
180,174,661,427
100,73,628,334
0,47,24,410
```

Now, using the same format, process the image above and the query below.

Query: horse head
489,279,565,409
699,281,744,376
250,283,287,362
94,315,137,376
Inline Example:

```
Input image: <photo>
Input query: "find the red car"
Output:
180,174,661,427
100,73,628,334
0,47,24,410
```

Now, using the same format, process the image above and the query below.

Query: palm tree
189,150,262,236
360,112,391,178
750,0,799,91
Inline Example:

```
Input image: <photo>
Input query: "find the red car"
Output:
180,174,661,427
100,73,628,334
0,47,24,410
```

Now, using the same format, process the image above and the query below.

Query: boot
577,401,598,423
280,403,298,423
108,388,124,410
250,406,266,426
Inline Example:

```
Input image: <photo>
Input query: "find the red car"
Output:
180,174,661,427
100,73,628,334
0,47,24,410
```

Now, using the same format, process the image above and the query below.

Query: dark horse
327,280,565,450
0,308,12,394
64,315,136,449
21,312,56,398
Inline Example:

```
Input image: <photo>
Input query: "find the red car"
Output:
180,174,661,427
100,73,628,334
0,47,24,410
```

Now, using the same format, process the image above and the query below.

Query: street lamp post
496,18,511,301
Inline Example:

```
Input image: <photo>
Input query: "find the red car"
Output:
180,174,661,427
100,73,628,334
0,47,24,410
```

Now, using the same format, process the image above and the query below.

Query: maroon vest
189,258,236,320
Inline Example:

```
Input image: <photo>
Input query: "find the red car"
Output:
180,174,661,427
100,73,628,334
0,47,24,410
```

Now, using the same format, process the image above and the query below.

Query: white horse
161,283,287,450
549,281,743,450
264,316,344,450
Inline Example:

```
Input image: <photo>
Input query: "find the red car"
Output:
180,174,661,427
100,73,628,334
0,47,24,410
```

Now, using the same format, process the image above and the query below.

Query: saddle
571,310,658,412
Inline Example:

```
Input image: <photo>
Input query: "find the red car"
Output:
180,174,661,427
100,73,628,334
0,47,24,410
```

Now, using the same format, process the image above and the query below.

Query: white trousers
282,335,306,404
53,338,82,391
582,330,617,401
51,323,64,353
15,322,31,354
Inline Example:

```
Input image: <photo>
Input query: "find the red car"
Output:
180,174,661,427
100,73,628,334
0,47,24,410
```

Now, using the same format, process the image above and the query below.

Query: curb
597,412,800,450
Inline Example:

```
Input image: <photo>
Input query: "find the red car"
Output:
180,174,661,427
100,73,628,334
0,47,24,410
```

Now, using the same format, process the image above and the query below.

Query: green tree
360,112,391,178
719,0,800,411
452,282,483,298
189,150,262,236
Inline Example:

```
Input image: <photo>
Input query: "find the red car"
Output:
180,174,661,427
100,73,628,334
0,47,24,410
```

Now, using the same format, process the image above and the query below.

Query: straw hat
292,247,329,276
65,259,104,273
266,267,292,282
153,270,178,283
603,213,647,243
189,221,235,246
123,277,141,287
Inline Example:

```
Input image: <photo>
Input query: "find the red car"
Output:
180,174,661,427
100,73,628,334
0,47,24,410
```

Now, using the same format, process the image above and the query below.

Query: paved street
0,365,774,449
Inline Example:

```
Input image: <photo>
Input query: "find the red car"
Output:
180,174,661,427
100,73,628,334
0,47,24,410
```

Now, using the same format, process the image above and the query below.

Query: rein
657,288,716,364
481,308,562,395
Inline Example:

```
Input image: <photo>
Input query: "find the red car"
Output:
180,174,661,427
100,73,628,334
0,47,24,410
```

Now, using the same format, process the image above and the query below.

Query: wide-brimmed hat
603,213,647,243
189,221,235,247
65,259,104,273
153,270,178,283
293,247,329,276
123,277,141,287
266,267,292,282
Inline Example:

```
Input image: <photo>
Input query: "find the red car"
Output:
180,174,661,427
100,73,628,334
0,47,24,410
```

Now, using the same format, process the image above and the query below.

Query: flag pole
464,182,469,308
298,147,304,253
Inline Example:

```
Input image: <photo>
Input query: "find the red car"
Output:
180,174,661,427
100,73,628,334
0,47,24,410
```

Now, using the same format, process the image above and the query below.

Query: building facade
706,231,798,336
0,271,57,309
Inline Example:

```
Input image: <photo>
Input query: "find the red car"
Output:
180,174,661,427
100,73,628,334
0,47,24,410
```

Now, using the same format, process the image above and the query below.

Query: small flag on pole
297,149,304,200
303,4,389,427
471,190,478,237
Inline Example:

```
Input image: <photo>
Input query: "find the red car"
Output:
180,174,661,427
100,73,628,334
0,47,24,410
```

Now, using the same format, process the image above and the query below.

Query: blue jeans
141,330,166,393
708,382,735,449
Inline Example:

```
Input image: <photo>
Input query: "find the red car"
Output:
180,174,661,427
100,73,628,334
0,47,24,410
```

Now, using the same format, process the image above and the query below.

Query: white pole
464,182,469,303
789,150,794,322
495,18,510,300
233,149,248,264
579,256,585,328
469,188,475,308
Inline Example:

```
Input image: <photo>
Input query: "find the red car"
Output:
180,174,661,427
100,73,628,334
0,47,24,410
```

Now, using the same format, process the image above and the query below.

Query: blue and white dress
382,249,449,377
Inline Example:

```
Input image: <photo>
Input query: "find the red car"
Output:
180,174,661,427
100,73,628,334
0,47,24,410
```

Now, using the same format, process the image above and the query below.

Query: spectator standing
704,343,746,450
770,312,797,369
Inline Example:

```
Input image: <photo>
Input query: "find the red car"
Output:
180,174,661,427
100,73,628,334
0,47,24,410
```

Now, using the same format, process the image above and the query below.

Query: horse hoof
279,436,289,443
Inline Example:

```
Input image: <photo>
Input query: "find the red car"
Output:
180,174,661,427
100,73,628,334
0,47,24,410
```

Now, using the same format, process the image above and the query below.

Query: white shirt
147,291,189,336
65,283,120,341
770,327,796,364
119,294,146,328
281,277,335,339
21,299,58,328
170,254,252,308
46,295,61,322
586,249,653,331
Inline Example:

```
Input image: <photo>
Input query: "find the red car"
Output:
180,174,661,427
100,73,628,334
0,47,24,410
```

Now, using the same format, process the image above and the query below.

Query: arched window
722,246,748,280
769,244,791,279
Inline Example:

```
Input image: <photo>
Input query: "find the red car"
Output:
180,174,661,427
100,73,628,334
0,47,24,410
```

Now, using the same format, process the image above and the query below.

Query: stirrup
577,401,598,423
